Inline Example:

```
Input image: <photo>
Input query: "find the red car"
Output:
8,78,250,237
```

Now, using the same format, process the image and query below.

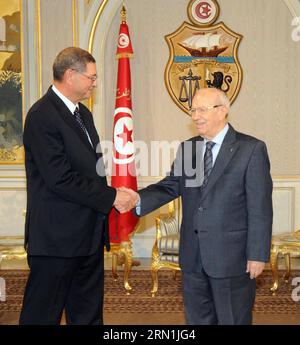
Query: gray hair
53,47,96,81
193,87,231,111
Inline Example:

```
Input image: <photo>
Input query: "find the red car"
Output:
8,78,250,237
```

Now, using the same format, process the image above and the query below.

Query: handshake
113,187,140,214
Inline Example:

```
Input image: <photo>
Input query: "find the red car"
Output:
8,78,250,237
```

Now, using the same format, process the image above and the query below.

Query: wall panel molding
283,0,300,17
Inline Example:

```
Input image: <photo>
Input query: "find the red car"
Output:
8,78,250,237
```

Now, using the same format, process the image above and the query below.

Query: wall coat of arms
164,0,243,115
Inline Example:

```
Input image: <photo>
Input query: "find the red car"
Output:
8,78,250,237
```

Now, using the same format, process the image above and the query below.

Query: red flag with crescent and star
109,11,138,244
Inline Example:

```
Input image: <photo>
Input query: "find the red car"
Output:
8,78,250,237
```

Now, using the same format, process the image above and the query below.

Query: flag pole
109,3,140,293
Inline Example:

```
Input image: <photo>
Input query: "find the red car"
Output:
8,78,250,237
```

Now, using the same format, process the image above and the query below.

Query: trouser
19,249,104,325
182,268,256,325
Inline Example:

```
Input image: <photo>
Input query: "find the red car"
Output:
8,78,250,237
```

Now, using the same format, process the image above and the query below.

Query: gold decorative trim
20,0,25,128
273,176,300,180
72,0,77,46
19,0,25,165
0,0,26,165
87,0,109,111
87,0,109,53
36,0,42,98
0,236,24,240
0,187,26,191
0,176,26,179
0,235,27,265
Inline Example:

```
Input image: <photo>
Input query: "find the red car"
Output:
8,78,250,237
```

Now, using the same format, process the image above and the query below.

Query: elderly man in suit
20,47,134,325
120,87,273,325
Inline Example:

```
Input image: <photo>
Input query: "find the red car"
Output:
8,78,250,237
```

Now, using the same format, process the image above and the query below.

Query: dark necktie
73,107,89,139
202,141,215,188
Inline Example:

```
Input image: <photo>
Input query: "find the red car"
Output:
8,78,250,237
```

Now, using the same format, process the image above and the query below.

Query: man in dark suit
120,88,273,325
19,47,134,325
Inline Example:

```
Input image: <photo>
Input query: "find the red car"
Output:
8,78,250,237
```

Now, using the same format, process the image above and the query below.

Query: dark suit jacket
138,124,273,278
23,87,116,257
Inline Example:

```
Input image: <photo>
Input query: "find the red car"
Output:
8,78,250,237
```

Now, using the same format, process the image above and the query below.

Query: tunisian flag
109,17,138,243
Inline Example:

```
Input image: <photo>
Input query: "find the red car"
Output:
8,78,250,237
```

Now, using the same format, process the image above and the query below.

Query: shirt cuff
135,196,141,215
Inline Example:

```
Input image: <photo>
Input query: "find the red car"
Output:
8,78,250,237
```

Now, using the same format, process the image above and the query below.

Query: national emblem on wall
165,0,243,115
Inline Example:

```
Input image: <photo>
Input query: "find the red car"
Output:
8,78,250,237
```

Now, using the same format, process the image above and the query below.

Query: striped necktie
73,107,89,139
202,141,215,188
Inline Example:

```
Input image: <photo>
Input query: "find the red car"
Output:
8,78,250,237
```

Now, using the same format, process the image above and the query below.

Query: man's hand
246,261,265,279
113,187,140,213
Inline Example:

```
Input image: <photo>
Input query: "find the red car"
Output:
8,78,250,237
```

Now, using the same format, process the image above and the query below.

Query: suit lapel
200,124,239,201
46,87,96,156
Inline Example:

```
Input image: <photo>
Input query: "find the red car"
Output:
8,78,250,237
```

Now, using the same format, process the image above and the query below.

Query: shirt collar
52,85,78,114
204,123,229,147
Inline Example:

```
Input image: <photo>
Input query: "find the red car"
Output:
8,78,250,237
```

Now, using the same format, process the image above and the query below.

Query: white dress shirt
203,123,229,167
52,85,93,146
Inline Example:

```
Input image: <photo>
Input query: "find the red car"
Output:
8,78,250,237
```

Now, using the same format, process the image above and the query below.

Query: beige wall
40,0,74,94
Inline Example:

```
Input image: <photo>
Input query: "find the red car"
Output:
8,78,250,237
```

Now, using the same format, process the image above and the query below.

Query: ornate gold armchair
270,230,300,293
151,200,181,297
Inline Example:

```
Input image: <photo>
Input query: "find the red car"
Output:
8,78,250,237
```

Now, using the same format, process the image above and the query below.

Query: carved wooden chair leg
270,245,279,293
112,253,119,281
151,267,159,297
123,246,133,295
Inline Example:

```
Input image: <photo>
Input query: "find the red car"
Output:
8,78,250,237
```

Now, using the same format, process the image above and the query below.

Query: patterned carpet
0,269,300,315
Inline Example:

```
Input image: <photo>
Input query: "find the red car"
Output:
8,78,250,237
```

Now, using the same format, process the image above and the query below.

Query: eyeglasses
79,73,97,82
189,105,223,115
72,69,97,82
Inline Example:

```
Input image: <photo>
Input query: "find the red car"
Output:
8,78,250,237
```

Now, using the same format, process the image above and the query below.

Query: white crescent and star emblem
190,0,218,25
195,2,212,19
113,107,135,164
118,33,130,49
